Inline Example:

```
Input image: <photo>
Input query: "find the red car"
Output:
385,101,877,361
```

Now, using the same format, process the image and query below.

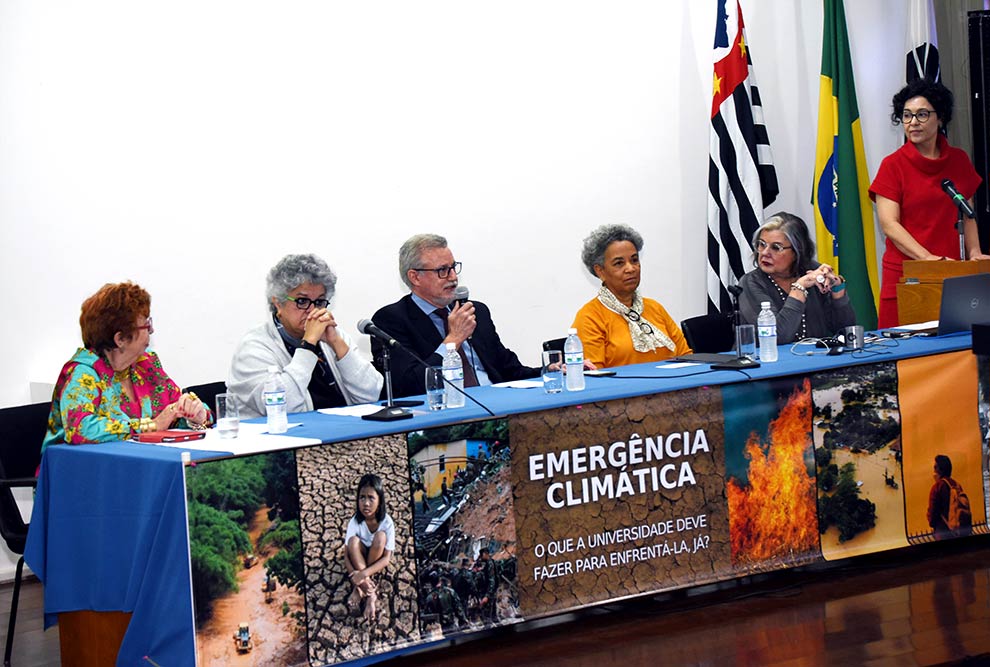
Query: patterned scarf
596,285,675,353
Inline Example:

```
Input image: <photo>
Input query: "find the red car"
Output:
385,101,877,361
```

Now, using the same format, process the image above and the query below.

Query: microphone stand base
361,406,415,422
711,357,761,370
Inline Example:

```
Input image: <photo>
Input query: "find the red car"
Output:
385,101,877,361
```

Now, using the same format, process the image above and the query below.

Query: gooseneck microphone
357,319,399,348
941,179,976,219
356,318,495,418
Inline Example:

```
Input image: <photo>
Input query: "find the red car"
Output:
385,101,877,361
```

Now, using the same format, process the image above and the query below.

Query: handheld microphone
357,319,399,348
941,179,976,218
453,285,470,305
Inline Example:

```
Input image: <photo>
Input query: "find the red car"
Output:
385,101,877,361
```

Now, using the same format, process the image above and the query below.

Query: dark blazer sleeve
467,301,540,384
371,296,446,399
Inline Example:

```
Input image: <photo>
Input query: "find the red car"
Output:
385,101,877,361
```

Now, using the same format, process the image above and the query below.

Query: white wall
0,1,927,577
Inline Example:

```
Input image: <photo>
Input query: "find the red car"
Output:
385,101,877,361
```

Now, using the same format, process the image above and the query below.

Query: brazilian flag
812,0,879,329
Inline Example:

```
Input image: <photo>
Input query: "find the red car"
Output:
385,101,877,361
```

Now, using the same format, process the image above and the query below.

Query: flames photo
721,377,822,572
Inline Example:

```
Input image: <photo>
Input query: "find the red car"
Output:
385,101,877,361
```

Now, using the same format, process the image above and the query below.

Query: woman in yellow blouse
572,224,691,368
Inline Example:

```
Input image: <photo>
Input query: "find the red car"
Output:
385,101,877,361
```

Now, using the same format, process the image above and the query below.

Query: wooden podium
897,259,990,325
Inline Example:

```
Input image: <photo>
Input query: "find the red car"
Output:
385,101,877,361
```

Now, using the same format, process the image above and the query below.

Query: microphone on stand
941,179,976,218
357,319,399,348
711,283,760,370
357,318,495,419
358,319,418,419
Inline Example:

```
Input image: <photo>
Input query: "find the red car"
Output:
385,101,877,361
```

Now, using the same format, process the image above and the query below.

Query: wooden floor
1,537,988,666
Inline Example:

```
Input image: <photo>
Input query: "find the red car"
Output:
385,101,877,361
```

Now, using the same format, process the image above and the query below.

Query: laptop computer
889,273,990,337
936,273,990,335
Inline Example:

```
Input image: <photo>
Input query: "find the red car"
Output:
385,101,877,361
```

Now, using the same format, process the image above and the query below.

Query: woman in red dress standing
869,79,988,328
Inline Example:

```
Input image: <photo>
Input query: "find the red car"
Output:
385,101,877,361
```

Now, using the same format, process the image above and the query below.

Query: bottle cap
568,328,578,335
760,301,771,308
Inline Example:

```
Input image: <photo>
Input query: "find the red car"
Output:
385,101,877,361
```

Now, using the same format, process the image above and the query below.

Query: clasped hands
154,392,208,430
796,264,842,295
302,307,341,346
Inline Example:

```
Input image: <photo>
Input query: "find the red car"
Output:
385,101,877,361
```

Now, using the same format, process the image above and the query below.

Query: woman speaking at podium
869,79,987,328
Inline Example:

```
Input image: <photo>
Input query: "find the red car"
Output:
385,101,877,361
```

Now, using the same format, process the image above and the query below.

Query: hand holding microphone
446,285,476,345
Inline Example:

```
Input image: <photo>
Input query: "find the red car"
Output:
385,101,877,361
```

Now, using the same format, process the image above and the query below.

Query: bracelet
300,340,321,355
831,282,846,293
132,417,156,433
789,282,808,297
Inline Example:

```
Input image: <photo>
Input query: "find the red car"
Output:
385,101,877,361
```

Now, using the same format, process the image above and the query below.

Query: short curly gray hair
580,224,644,277
266,254,337,313
399,233,447,288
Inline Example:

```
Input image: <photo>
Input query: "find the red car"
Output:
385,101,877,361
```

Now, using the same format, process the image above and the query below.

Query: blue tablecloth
24,333,971,665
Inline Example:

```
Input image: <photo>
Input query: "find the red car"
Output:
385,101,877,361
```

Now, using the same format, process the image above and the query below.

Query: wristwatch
300,340,321,355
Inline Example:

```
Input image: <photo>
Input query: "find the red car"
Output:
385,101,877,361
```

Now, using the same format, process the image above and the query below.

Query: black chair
182,381,228,414
0,401,49,667
680,314,734,354
542,338,566,353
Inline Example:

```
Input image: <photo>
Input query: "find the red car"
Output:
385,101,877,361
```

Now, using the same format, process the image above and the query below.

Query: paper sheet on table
659,362,700,369
148,421,320,457
492,379,544,389
894,320,938,331
318,404,385,417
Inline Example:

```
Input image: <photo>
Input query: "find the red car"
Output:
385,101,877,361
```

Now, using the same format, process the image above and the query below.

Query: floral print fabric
42,348,183,453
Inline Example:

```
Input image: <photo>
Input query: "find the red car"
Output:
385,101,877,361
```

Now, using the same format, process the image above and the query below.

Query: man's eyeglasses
136,317,154,334
284,295,330,310
413,262,462,279
898,109,933,124
756,239,793,254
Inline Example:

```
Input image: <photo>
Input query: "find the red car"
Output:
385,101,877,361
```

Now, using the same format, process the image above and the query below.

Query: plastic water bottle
442,343,465,408
757,302,778,362
263,365,288,433
564,328,586,391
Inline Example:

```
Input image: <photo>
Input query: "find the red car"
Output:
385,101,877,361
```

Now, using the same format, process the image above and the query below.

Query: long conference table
24,334,990,666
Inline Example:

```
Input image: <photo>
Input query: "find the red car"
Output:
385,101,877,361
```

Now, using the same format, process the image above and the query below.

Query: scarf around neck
596,285,675,353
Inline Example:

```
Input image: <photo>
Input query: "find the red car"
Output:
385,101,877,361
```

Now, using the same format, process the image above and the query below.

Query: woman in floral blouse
41,282,210,454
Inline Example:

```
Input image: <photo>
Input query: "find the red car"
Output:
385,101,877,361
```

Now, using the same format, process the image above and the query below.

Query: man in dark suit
371,233,539,398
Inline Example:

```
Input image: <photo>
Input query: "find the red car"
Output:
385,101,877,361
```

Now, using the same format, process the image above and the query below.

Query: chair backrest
542,338,566,353
680,314,734,354
0,402,49,554
182,381,228,413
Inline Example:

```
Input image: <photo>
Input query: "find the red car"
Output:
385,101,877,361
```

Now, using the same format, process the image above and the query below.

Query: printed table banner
183,352,990,665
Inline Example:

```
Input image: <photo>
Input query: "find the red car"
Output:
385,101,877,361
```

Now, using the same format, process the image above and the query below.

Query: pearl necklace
765,272,807,340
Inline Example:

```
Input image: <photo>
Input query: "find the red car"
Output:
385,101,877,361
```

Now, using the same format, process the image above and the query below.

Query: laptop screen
937,273,990,336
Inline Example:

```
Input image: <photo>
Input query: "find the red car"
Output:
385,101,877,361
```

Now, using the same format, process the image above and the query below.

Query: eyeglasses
898,109,933,124
413,262,462,279
135,317,154,334
626,310,655,335
284,295,330,310
756,239,793,254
